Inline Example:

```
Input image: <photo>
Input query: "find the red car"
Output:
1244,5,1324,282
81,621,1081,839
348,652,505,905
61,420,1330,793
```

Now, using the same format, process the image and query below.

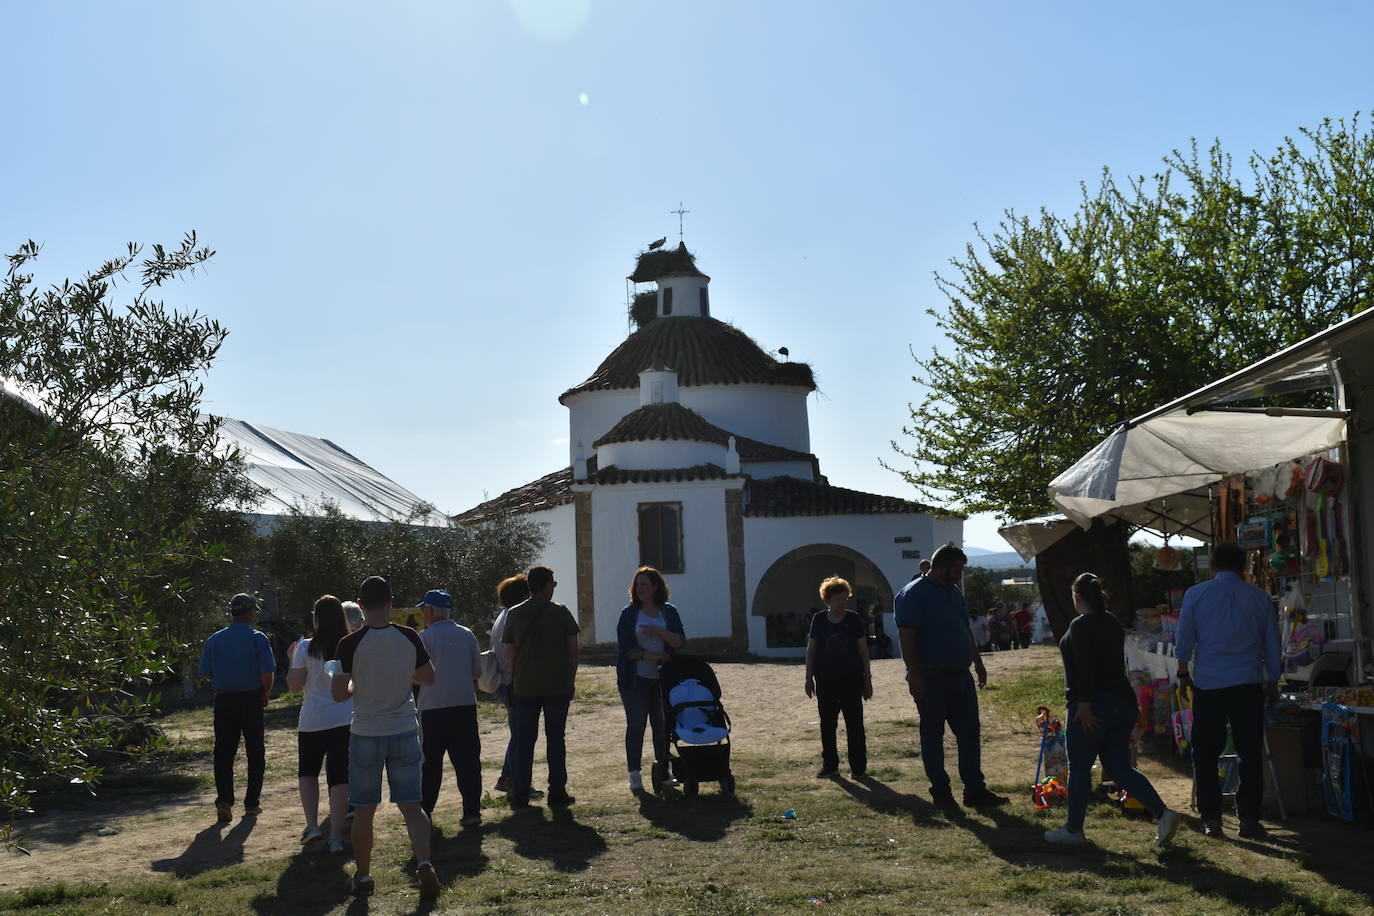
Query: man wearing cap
198,593,277,822
332,576,440,899
416,588,484,828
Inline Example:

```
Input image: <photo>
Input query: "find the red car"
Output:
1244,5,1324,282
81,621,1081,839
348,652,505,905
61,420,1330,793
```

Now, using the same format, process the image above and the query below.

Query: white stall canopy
1049,409,1347,531
999,513,1077,562
1044,306,1374,532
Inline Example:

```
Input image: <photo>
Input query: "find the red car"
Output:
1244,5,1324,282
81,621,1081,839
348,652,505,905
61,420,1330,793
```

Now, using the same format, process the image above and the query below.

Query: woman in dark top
803,576,872,778
1045,573,1180,847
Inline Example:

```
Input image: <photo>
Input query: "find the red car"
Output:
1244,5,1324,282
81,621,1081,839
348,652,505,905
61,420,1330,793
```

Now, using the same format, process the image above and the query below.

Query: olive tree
0,235,254,842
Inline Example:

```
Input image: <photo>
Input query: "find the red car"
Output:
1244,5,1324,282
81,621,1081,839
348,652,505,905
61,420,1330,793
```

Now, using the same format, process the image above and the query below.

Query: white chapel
456,242,962,656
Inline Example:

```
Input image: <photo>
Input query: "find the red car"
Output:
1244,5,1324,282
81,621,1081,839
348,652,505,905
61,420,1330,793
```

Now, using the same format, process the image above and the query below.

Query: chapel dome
559,316,815,404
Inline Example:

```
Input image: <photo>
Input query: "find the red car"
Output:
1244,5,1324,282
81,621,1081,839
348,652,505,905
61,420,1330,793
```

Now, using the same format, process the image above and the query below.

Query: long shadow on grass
634,788,753,841
494,805,607,871
151,815,256,876
956,807,1366,914
835,776,949,827
248,845,351,916
430,822,490,886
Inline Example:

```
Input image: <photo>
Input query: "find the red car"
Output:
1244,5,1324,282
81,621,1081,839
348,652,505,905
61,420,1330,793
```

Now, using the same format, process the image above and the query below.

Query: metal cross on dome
670,202,690,241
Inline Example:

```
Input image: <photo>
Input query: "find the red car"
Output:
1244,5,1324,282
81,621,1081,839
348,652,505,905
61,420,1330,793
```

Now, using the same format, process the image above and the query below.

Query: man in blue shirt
1175,542,1281,840
895,545,1008,813
198,593,277,823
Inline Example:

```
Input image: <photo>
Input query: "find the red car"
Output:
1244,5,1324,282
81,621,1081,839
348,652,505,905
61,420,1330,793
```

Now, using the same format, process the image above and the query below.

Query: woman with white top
287,594,354,852
615,566,686,793
489,575,531,796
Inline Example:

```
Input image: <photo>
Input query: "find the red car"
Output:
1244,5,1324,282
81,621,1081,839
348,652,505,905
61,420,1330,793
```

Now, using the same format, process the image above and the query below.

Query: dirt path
1,648,1195,891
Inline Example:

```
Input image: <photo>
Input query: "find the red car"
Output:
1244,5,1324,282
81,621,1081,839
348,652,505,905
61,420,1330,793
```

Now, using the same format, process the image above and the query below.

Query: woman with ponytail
1044,573,1180,847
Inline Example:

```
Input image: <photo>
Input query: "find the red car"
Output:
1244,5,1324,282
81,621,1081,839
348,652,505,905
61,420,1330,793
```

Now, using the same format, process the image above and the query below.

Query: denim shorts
348,729,422,806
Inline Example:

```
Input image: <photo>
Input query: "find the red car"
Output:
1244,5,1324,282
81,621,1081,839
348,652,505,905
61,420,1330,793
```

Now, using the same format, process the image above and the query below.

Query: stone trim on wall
724,487,748,652
574,491,595,643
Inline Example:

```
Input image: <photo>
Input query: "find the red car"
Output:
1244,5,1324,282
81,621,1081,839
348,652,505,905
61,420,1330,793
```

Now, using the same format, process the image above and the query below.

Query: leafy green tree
258,501,546,637
895,115,1374,521
961,566,1036,615
0,235,253,842
1128,543,1197,610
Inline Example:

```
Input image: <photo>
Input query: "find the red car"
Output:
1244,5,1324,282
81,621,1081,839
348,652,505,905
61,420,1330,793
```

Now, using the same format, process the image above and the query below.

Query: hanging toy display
1031,706,1068,808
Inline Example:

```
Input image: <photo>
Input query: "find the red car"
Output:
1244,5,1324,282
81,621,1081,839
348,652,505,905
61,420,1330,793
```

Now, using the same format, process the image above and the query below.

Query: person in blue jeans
615,566,686,793
895,545,1008,813
1045,573,1180,847
503,565,581,809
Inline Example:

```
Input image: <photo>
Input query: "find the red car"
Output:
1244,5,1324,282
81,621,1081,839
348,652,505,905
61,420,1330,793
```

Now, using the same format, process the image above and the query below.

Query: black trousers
213,691,266,808
1190,682,1265,822
816,676,866,773
421,705,482,817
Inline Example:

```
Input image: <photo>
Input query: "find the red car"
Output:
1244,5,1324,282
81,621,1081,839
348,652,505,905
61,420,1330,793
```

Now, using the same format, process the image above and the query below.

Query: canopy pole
1182,406,1350,419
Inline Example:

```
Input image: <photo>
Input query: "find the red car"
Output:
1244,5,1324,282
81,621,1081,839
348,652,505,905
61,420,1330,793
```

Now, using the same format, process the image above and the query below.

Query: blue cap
417,589,453,610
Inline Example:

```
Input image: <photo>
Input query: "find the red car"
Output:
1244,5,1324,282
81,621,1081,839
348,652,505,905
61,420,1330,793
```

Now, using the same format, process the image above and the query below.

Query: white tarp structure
1048,410,1347,531
218,418,444,526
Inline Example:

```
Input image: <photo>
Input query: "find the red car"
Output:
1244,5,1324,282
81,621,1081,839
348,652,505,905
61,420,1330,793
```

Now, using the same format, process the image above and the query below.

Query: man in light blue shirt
198,593,277,822
1175,542,1281,840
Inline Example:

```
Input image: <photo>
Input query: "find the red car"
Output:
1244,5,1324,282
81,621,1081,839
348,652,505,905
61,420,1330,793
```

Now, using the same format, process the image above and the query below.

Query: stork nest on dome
629,290,658,328
629,243,704,283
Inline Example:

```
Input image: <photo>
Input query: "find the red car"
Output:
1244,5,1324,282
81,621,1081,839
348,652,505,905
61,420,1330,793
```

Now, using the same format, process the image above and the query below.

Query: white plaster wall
566,389,640,464
742,512,963,657
658,276,709,317
740,460,815,481
524,503,578,625
597,438,727,471
681,384,812,453
587,482,735,644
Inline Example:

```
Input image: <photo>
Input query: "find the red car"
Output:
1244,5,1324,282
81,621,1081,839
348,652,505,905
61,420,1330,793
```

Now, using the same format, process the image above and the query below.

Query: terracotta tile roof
559,316,816,403
592,404,813,462
744,476,937,518
590,464,740,485
452,466,573,523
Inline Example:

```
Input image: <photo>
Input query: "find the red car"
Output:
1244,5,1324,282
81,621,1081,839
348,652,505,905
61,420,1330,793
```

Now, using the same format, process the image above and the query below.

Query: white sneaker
1044,826,1086,846
1155,808,1181,847
628,770,643,790
300,825,323,845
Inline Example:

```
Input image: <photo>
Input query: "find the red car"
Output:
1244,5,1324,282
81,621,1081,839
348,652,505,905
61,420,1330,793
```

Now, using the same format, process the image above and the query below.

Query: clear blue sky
6,1,1372,549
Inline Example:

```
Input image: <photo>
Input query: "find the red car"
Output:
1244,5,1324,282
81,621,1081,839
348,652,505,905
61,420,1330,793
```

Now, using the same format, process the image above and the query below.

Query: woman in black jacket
1044,573,1179,847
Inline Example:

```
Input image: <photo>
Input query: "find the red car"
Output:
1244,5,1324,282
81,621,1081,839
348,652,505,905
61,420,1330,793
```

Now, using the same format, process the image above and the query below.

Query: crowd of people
966,601,1036,652
195,541,1280,900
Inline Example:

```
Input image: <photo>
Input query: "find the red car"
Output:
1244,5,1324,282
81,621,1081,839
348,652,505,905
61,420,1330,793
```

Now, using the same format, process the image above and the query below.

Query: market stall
1006,308,1374,821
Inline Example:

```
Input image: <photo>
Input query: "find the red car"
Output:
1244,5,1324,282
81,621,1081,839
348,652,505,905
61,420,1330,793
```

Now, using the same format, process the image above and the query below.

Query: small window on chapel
638,502,683,573
662,286,673,316
699,286,709,315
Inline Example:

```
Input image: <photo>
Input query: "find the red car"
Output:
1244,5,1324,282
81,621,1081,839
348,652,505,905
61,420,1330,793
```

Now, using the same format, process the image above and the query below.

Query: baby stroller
660,655,735,796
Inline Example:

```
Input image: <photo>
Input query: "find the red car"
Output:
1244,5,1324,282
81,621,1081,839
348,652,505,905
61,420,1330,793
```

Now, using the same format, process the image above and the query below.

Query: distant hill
965,550,1033,570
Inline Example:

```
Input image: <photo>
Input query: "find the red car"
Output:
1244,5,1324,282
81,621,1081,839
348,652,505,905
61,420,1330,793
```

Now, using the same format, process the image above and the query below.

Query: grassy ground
1,648,1370,915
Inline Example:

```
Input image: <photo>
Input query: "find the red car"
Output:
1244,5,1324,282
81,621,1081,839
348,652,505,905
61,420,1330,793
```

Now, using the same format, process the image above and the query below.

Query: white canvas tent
218,418,444,527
